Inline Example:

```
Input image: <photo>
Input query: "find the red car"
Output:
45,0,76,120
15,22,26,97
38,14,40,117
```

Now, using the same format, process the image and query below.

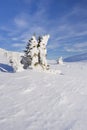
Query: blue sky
0,0,87,59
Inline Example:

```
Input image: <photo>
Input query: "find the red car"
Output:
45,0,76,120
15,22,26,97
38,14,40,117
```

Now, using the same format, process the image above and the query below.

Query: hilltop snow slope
0,49,87,130
0,48,23,72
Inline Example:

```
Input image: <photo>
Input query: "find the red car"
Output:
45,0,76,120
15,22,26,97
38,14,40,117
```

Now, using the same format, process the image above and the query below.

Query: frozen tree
21,34,50,70
57,56,64,65
37,36,42,64
38,35,50,69
9,55,23,72
9,58,19,72
21,39,32,69
30,36,39,68
21,36,38,69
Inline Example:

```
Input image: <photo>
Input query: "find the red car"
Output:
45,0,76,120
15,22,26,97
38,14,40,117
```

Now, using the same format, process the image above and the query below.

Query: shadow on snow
0,63,14,73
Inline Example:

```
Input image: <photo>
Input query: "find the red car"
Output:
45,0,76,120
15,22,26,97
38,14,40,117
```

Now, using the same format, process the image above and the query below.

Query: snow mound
0,48,23,72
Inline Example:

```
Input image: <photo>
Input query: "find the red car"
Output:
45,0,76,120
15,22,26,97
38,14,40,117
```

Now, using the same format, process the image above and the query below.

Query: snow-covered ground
0,48,87,130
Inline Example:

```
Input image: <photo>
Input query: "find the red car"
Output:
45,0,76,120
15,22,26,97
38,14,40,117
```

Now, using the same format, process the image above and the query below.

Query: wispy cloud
64,47,87,52
11,37,19,41
73,42,87,48
64,42,87,53
14,14,29,28
12,43,26,47
47,43,60,50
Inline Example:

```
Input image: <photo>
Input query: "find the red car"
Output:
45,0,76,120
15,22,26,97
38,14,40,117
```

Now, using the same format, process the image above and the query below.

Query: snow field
0,48,87,130
0,61,87,130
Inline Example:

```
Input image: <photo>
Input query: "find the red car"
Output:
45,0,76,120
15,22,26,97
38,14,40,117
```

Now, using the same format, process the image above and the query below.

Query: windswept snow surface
0,50,87,130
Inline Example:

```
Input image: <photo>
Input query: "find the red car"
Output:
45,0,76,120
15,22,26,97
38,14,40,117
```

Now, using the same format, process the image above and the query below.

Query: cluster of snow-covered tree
21,34,50,70
8,34,64,72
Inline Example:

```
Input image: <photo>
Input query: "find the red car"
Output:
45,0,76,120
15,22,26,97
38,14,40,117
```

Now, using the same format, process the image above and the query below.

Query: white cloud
47,42,60,49
0,26,12,32
11,37,19,41
55,31,87,42
14,18,28,28
49,5,87,42
65,47,87,52
12,43,26,47
74,42,87,48
64,42,87,53
18,26,47,43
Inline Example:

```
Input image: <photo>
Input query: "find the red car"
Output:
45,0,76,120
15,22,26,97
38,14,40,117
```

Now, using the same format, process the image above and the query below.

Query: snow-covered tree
38,35,50,69
21,36,38,69
37,36,42,64
24,40,32,68
21,34,50,70
57,56,64,65
30,36,39,68
9,55,23,72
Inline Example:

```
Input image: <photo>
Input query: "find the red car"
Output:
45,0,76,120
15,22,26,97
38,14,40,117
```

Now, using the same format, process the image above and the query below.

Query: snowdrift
0,48,23,72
